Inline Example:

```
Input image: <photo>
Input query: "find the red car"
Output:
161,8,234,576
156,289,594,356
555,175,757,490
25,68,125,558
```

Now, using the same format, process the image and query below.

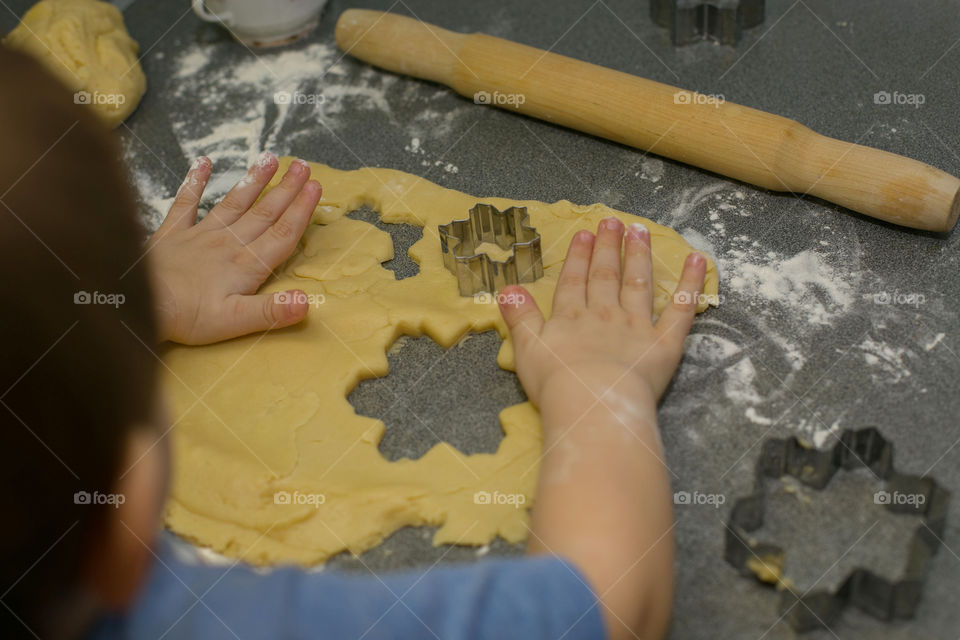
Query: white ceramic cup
192,0,327,47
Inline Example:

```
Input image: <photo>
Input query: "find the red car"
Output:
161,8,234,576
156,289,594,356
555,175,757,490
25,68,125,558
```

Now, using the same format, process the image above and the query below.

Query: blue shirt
89,534,607,639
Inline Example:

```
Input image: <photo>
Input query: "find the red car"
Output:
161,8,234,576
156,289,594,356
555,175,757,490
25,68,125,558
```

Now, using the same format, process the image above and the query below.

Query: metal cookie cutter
650,0,765,45
438,203,544,297
724,427,950,632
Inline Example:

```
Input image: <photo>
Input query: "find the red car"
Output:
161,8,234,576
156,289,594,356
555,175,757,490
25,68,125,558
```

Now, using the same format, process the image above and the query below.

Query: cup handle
191,0,232,24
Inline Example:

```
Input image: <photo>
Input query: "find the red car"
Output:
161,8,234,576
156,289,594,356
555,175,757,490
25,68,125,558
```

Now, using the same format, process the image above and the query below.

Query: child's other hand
147,153,321,345
499,217,706,408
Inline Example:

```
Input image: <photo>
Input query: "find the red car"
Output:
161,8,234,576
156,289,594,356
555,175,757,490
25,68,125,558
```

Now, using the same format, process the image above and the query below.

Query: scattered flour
723,248,854,326
682,329,784,426
431,160,460,174
174,49,207,79
129,168,177,231
679,227,715,260
925,333,945,352
723,357,764,405
410,109,459,138
858,337,912,383
684,332,740,364
671,180,856,434
126,40,467,228
767,331,807,371
166,42,386,180
638,157,664,183
793,416,844,449
745,407,775,425
667,183,730,224
406,136,459,174
670,180,856,340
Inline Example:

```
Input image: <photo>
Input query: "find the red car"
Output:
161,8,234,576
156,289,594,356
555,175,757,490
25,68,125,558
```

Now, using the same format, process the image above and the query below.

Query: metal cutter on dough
438,203,544,296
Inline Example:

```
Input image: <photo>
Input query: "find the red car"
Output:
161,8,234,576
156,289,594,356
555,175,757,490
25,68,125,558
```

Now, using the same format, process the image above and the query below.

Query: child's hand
499,217,706,407
147,153,322,345
507,217,706,639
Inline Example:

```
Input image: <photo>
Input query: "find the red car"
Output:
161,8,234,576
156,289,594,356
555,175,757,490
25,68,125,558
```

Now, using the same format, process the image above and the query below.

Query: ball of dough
3,0,146,128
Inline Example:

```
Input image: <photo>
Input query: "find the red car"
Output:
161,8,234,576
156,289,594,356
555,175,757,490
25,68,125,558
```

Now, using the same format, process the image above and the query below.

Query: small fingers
224,290,310,339
202,152,279,228
158,156,211,233
620,222,653,318
231,158,311,243
587,217,625,308
552,230,594,315
247,180,321,269
656,252,707,344
498,285,545,354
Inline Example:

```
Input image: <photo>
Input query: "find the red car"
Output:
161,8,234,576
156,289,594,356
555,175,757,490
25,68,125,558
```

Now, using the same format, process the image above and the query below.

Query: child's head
1,48,166,638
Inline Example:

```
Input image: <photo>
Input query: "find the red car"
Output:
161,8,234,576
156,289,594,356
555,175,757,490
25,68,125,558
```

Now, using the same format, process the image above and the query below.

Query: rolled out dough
163,159,719,565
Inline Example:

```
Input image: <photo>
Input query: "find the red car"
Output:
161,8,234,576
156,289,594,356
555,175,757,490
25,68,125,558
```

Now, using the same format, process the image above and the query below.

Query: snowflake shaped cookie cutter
438,203,544,297
724,427,950,632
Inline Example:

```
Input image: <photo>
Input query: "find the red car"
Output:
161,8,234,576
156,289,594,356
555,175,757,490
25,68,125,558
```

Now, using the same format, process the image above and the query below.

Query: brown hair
0,48,158,636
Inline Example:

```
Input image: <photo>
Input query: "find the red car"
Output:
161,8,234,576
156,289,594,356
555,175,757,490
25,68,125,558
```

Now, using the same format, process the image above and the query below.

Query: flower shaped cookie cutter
438,203,544,296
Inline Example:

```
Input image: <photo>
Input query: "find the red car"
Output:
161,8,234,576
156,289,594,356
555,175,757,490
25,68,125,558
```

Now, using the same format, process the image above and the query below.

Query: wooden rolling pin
335,9,960,232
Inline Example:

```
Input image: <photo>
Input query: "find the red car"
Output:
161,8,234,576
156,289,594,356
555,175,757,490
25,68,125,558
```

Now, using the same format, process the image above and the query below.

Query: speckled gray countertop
5,0,960,637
